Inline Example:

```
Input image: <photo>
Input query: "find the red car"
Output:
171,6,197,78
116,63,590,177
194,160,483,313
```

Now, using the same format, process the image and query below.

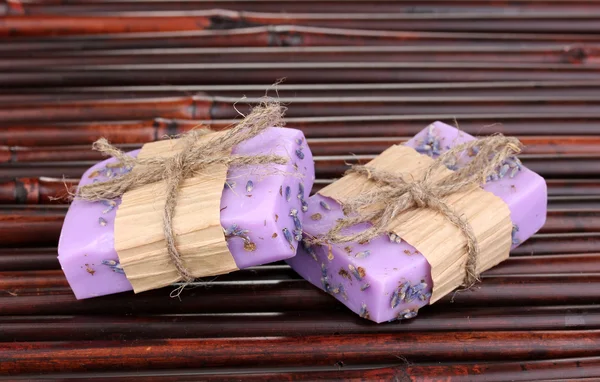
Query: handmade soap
286,122,547,323
59,127,314,299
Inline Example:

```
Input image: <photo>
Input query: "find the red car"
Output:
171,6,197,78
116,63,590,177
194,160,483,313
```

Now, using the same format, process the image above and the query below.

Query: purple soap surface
287,122,547,323
58,127,315,299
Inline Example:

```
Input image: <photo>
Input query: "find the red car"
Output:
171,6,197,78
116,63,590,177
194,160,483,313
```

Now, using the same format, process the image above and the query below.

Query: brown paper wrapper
319,145,512,303
114,131,238,293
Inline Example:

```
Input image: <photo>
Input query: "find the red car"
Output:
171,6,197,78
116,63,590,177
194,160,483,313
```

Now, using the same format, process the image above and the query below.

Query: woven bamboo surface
1,1,600,380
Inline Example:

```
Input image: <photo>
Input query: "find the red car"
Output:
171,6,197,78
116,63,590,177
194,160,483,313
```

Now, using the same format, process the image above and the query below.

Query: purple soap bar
287,122,547,323
58,127,315,299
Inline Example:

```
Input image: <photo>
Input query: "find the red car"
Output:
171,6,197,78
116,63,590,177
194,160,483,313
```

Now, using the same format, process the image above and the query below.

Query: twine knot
76,100,288,284
321,133,522,288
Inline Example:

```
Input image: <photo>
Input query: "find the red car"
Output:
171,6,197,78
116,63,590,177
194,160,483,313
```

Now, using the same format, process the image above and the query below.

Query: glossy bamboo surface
2,1,600,380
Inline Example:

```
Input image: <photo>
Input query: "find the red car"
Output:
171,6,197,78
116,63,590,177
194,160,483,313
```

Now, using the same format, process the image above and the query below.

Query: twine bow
322,134,522,287
76,100,288,283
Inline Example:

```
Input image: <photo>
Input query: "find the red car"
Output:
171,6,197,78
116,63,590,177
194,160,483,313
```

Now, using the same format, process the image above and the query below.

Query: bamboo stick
0,96,207,124
0,13,215,37
3,26,599,55
0,247,61,271
4,94,600,125
11,0,600,15
4,81,600,103
2,357,599,382
2,274,600,315
1,45,598,70
5,11,600,37
3,63,600,87
1,305,600,342
2,330,600,374
3,115,600,147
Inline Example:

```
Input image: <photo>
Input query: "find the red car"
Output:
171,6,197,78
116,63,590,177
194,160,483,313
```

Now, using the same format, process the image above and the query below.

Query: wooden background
1,0,600,380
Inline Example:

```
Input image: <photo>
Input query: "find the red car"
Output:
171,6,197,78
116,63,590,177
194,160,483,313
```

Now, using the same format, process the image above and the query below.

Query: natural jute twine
76,100,288,283
318,135,522,287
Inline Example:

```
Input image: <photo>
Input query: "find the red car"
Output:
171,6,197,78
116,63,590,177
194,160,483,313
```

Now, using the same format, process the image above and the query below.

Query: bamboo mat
1,1,600,380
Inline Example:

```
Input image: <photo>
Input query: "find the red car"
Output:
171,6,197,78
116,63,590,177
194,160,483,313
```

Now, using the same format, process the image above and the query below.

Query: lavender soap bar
59,127,314,299
287,122,547,323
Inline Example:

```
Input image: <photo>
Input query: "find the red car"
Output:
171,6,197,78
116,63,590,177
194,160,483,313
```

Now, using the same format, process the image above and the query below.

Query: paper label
114,132,238,293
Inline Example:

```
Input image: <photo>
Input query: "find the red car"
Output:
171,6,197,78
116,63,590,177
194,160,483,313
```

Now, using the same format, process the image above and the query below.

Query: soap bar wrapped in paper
58,104,315,299
287,122,547,323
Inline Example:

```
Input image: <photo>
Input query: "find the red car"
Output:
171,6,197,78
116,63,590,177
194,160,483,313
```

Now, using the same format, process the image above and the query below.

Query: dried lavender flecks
359,303,370,319
487,156,523,183
101,200,117,214
224,224,251,243
319,201,331,211
512,224,520,245
245,180,254,193
282,228,294,250
301,199,309,212
348,264,364,281
398,309,418,320
415,124,441,157
301,239,318,261
285,186,291,202
101,259,125,274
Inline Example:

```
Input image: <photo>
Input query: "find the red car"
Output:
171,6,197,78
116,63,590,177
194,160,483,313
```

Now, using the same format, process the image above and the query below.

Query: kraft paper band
114,132,238,293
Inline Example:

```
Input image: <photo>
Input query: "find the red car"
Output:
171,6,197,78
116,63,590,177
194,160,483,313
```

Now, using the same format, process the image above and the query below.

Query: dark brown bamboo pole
3,26,599,55
4,94,600,124
10,0,600,14
3,63,600,87
0,96,209,124
240,11,600,33
5,81,600,103
0,247,61,271
3,357,599,382
3,330,600,374
512,234,600,256
3,274,600,316
5,11,600,36
2,305,600,342
1,45,598,70
0,206,65,246
3,115,600,147
0,177,73,205
485,254,600,275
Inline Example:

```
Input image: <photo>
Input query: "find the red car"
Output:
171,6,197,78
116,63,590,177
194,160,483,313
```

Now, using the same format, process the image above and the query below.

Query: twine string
320,134,522,287
76,100,288,283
